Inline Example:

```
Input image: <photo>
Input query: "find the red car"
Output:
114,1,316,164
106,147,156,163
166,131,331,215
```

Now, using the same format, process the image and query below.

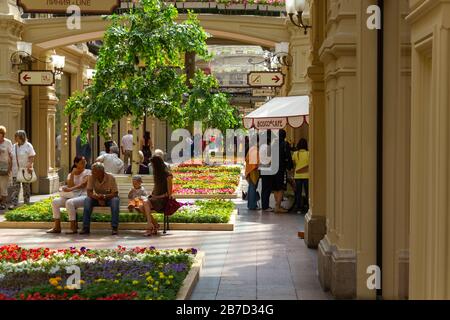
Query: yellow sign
247,72,285,88
17,0,121,14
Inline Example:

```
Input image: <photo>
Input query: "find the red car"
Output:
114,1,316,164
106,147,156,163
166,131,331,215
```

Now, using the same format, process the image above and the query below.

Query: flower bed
0,245,197,300
173,165,241,195
4,199,234,224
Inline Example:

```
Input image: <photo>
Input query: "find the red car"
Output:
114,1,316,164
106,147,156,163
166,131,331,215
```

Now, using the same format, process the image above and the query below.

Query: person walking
47,156,91,234
293,138,310,214
121,129,133,167
80,162,121,235
9,130,36,210
96,145,124,174
0,126,13,210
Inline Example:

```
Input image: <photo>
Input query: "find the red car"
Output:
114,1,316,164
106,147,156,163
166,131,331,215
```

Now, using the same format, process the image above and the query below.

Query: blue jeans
247,179,259,210
82,196,120,229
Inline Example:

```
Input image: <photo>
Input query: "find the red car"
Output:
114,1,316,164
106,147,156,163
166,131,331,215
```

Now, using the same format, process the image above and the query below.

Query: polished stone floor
0,197,331,300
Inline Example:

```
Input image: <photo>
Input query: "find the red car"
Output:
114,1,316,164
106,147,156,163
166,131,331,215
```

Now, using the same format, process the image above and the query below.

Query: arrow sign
19,71,55,86
248,72,285,87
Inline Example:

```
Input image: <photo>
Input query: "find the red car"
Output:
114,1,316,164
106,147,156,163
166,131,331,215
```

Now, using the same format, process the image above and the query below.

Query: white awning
243,96,310,130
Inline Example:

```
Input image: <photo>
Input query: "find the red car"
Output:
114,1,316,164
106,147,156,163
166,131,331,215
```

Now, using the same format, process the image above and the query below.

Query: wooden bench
76,174,171,233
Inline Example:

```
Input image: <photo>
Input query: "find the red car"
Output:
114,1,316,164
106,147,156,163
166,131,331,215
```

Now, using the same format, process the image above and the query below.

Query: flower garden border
176,251,204,300
0,210,237,232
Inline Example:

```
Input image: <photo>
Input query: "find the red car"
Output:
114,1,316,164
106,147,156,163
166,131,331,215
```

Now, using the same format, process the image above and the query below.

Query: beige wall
407,0,450,300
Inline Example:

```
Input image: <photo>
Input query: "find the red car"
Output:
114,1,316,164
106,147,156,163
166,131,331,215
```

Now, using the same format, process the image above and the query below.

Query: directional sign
17,0,121,14
248,72,285,88
19,71,55,86
252,88,277,97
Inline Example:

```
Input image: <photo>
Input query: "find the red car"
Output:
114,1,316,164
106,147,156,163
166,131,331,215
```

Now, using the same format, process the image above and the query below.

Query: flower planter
0,245,201,300
245,4,258,10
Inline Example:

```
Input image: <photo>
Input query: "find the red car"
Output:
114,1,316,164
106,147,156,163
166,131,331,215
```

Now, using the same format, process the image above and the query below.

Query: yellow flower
146,276,154,283
155,281,159,285
153,287,158,292
165,280,171,285
56,286,63,290
79,280,85,285
55,277,62,281
132,280,140,285
116,273,122,277
168,275,174,279
114,280,120,284
145,272,150,276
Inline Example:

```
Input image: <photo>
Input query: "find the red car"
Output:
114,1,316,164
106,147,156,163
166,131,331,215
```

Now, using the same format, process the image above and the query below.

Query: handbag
15,145,37,183
164,198,182,216
0,162,8,176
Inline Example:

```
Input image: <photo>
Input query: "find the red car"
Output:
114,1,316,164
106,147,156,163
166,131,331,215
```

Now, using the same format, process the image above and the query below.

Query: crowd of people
244,129,310,214
0,125,174,236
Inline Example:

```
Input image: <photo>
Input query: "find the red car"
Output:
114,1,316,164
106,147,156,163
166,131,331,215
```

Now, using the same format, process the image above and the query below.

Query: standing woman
141,155,173,236
141,131,153,165
0,126,13,210
9,130,36,210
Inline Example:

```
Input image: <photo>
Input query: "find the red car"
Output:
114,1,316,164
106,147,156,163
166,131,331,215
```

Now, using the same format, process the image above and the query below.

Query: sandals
144,224,160,237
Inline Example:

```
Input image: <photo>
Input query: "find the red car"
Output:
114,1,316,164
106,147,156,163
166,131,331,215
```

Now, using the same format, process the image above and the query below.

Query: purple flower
191,248,198,255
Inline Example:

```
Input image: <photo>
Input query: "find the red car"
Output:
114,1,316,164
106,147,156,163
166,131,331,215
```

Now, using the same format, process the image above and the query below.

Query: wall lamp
249,43,293,70
10,42,65,78
286,0,312,35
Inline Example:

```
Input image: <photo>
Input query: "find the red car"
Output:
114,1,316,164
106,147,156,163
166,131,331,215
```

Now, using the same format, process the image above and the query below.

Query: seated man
96,145,124,174
80,162,120,235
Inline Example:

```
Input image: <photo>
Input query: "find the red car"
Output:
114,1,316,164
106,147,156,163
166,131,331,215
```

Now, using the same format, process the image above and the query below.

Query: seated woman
139,156,174,236
125,151,151,175
47,156,91,234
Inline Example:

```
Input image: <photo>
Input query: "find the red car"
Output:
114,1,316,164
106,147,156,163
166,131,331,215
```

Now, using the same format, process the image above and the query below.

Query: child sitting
128,175,148,212
127,175,159,236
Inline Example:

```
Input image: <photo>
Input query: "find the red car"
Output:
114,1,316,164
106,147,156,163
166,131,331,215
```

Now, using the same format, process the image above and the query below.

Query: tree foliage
66,0,240,140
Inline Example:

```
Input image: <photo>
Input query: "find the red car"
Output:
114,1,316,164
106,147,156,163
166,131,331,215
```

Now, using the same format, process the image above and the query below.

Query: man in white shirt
121,130,133,167
96,146,124,174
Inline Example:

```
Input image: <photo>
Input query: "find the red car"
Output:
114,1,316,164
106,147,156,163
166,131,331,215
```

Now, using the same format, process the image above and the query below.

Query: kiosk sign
17,0,121,14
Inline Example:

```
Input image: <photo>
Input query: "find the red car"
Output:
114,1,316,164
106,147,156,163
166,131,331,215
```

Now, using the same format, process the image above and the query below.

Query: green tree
65,0,240,149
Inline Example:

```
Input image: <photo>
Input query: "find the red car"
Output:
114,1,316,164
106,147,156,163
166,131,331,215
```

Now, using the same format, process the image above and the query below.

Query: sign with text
252,88,276,97
19,70,55,86
17,0,121,14
248,72,285,88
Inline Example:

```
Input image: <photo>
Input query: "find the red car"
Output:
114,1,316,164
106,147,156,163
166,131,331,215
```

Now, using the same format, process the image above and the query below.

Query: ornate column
304,0,327,249
407,0,450,300
382,0,411,300
31,49,59,194
317,0,378,299
0,0,24,141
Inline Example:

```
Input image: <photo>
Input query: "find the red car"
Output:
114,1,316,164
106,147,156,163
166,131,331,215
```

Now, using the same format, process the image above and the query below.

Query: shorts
128,198,145,208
